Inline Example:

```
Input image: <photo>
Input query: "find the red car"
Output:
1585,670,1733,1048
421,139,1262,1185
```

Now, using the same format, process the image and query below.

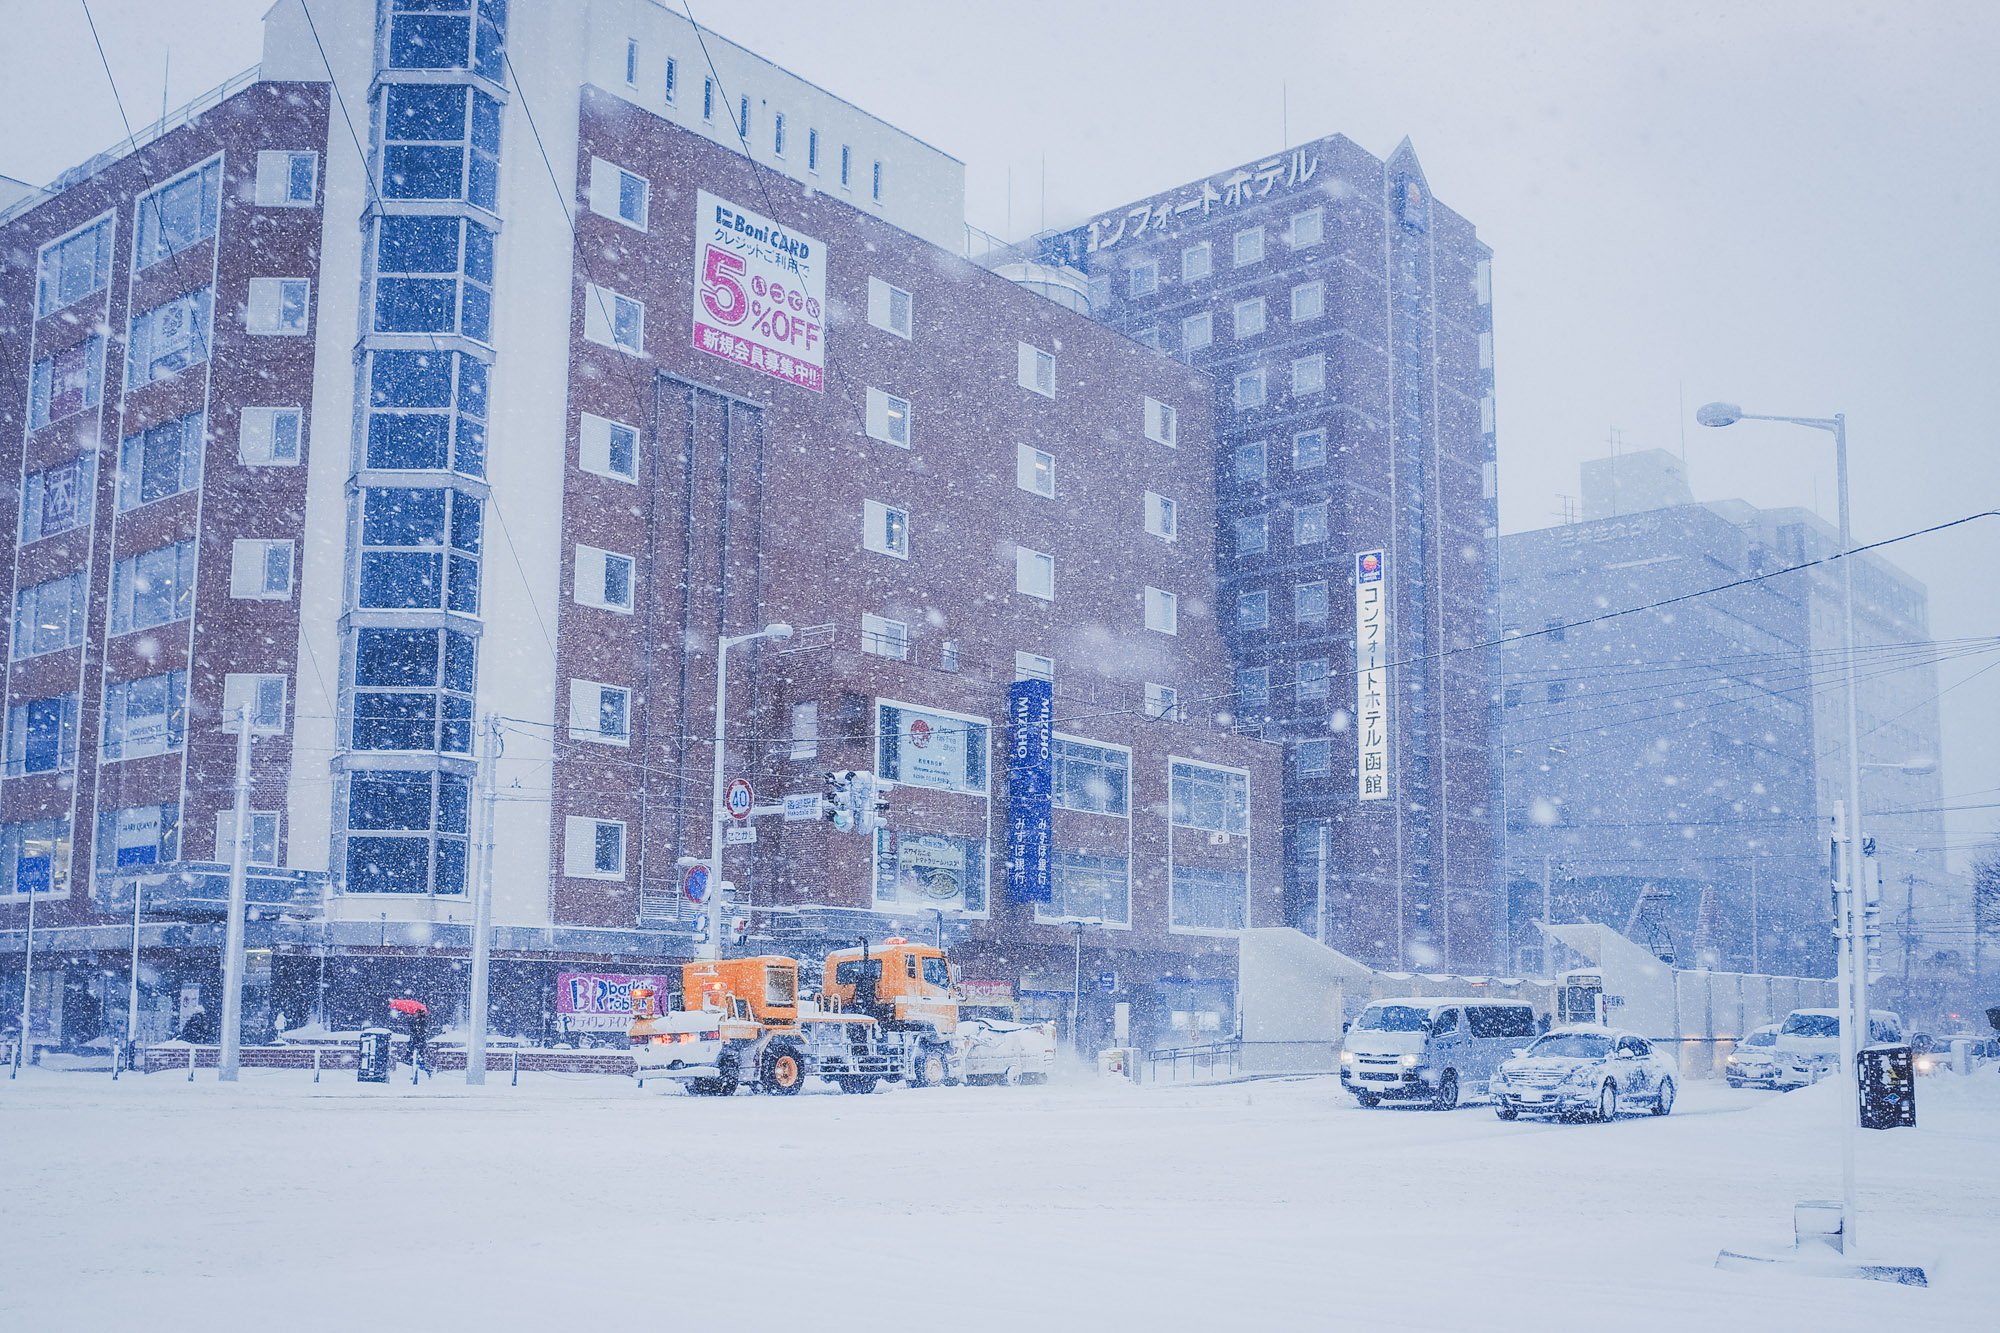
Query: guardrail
1142,1039,1242,1083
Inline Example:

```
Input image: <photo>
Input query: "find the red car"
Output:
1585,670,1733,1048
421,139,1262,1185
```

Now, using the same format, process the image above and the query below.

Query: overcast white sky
5,0,1997,866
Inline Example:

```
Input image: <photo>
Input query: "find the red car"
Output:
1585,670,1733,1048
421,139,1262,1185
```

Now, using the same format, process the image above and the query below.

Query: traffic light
823,771,856,832
857,774,893,836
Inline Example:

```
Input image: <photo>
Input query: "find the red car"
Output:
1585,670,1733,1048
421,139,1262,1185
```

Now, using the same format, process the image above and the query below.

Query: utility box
357,1027,393,1084
1858,1045,1915,1129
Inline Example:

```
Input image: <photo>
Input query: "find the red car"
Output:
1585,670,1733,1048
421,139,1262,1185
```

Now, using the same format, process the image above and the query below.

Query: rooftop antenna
1039,154,1046,238
1006,164,1012,243
1678,381,1689,462
160,48,170,131
1283,82,1289,149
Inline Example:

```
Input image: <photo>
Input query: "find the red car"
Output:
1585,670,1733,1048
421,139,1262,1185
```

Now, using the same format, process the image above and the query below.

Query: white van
1771,1007,1905,1088
1339,997,1539,1109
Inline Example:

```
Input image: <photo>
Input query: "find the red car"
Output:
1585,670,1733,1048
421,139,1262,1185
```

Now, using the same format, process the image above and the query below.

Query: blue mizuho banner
1006,678,1053,903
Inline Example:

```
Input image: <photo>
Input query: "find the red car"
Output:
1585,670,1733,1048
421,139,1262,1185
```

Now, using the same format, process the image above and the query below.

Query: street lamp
1699,400,1869,1250
701,622,793,960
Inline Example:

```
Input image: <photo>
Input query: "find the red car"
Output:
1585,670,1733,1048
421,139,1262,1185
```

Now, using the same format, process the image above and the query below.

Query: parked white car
1340,997,1539,1109
1490,1026,1677,1121
1725,1023,1783,1089
954,1015,1056,1085
1771,1008,1904,1089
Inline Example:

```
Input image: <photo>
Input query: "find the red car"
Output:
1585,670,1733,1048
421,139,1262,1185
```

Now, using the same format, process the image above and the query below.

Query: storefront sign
556,972,678,1032
1080,148,1321,253
1007,679,1053,903
113,806,164,867
873,829,987,914
1356,550,1390,802
878,702,986,796
692,190,825,393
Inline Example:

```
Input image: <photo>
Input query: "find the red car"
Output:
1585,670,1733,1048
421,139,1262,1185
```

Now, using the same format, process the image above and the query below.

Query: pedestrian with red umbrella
388,998,431,1083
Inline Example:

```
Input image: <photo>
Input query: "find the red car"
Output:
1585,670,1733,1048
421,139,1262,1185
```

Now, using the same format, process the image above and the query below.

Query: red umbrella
388,998,427,1016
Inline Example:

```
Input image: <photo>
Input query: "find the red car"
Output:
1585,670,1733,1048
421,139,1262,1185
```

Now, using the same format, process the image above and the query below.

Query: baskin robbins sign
692,190,826,393
555,972,678,1032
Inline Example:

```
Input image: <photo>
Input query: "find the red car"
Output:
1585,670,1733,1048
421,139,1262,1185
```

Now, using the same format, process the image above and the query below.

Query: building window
374,215,494,341
359,488,482,614
126,288,213,387
861,613,908,659
1234,228,1264,266
1144,492,1178,540
1129,261,1158,297
1016,547,1054,601
379,85,501,212
665,55,677,101
4,694,80,776
1182,311,1212,353
134,161,222,269
1295,580,1329,623
563,816,627,880
1038,851,1131,925
583,283,644,354
1294,502,1328,546
623,38,639,83
773,112,787,157
865,387,911,446
1171,760,1250,837
841,144,852,187
1017,342,1056,397
1480,331,1495,369
367,350,487,477
36,217,113,315
1143,396,1178,446
703,77,714,120
1294,428,1326,470
214,810,281,866
1504,685,1523,708
588,157,650,230
573,544,634,612
1235,667,1269,706
790,701,819,759
807,127,819,171
384,0,507,78
1476,258,1493,304
351,627,475,754
254,151,318,207
239,407,303,466
1145,683,1180,721
11,573,87,660
2,819,72,898
344,769,470,895
579,413,640,482
1291,207,1324,248
939,640,959,672
863,500,910,559
222,674,289,733
568,680,631,746
1292,354,1326,396
101,672,186,763
872,160,883,201
230,539,294,600
117,412,204,512
109,540,198,635
1014,651,1054,684
1235,440,1267,480
1233,297,1266,340
1297,738,1331,774
28,335,106,431
1182,242,1212,280
1144,587,1178,635
1017,443,1055,497
1235,514,1267,556
1292,279,1324,322
1238,589,1268,629
246,278,311,336
1297,659,1330,701
20,455,96,544
739,95,750,137
867,277,913,339
1053,737,1129,816
1134,326,1161,351
1234,368,1266,410
1547,680,1568,704
98,804,179,870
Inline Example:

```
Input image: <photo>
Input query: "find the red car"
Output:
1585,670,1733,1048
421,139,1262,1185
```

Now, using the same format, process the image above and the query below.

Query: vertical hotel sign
1355,551,1390,801
692,190,825,392
1006,679,1053,902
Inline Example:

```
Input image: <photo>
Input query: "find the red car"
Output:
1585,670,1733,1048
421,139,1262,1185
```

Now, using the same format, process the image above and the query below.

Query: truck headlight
1339,1050,1354,1066
1400,1054,1421,1068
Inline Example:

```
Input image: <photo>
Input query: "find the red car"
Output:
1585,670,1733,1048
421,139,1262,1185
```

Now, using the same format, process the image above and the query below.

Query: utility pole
1315,824,1328,944
1901,873,1917,985
466,712,499,1086
11,878,35,1078
218,703,255,1082
1749,858,1760,975
121,874,145,1078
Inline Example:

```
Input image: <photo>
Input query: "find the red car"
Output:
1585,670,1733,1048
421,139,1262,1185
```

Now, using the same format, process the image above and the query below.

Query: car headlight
1560,1067,1596,1087
1339,1050,1354,1065
1915,1057,1934,1073
1491,1068,1509,1085
1725,1054,1739,1065
1400,1053,1422,1068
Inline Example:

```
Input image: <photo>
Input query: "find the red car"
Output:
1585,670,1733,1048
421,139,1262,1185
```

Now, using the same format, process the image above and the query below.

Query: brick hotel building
0,0,1281,1053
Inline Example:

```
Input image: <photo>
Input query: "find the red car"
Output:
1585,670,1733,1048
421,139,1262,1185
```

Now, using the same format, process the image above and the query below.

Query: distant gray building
1499,453,1945,978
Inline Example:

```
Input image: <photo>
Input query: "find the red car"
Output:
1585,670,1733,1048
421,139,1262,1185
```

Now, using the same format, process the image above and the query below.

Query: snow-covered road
4,1066,1994,1331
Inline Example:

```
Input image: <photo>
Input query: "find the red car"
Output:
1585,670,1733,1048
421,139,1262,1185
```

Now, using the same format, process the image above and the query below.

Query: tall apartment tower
0,0,1281,1053
1056,137,1501,970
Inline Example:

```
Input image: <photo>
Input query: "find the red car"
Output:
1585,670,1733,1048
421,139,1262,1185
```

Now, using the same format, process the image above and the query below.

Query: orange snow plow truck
628,938,959,1095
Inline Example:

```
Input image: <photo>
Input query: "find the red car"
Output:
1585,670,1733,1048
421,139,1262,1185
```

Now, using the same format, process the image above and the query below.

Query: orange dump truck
628,939,959,1095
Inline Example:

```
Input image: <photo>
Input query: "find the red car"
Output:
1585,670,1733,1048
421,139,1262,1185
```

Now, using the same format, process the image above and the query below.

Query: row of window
1173,281,1326,353
0,804,287,902
3,670,287,777
1234,662,1332,706
615,50,884,202
1233,430,1331,481
856,580,1180,660
11,536,293,663
1234,499,1331,554
1236,581,1334,630
856,488,1176,568
1120,208,1326,298
861,379,1176,451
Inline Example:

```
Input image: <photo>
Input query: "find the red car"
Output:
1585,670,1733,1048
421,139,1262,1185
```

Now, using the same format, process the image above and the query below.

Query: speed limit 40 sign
725,778,755,820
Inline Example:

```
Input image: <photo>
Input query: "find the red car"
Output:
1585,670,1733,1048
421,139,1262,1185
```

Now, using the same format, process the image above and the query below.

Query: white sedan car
954,1016,1056,1085
1725,1023,1783,1089
1490,1026,1678,1122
